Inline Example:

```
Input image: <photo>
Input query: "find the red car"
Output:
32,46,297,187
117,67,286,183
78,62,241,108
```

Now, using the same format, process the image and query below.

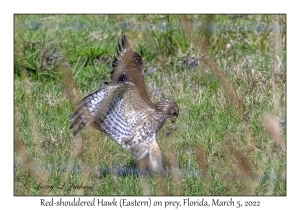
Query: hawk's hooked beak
170,113,178,123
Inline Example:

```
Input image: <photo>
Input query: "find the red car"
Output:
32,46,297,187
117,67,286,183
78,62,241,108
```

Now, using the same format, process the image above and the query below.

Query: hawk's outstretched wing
69,82,156,152
108,35,155,109
69,35,179,174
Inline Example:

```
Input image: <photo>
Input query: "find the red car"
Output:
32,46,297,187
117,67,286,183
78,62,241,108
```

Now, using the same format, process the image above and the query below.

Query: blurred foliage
14,14,286,196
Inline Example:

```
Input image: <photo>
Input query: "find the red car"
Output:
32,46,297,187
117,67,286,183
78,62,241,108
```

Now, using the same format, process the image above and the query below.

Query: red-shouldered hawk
69,35,179,174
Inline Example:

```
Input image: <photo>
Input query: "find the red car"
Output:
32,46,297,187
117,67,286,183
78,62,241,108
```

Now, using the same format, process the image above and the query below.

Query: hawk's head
155,99,179,123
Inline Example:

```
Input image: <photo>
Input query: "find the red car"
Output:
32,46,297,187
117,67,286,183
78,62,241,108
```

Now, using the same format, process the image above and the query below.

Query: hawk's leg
148,141,164,175
136,154,149,176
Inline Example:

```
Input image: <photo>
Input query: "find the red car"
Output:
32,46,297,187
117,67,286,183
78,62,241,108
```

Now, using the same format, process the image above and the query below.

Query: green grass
14,14,286,196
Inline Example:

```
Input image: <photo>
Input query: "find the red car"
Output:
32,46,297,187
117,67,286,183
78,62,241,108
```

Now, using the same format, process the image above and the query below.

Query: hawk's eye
172,112,178,117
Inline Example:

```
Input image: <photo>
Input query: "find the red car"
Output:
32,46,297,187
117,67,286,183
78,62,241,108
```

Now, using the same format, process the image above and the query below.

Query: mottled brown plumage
109,35,155,109
69,35,179,174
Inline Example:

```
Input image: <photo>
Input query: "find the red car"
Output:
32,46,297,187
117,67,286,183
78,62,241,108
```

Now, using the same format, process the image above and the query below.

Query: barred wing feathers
109,35,155,109
69,82,155,150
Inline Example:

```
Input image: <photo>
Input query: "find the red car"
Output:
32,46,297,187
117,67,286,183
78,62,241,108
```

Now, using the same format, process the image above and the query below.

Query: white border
3,0,299,209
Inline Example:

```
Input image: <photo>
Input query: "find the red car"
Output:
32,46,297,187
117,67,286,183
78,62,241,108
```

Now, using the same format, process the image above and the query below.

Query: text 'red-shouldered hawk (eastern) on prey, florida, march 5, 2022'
69,35,179,174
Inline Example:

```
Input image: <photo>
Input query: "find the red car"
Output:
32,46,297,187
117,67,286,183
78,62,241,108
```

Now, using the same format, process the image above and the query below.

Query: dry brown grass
14,14,286,196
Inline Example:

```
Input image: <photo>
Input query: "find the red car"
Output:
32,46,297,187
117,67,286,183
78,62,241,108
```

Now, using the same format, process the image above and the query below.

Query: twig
74,57,88,78
72,56,81,73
